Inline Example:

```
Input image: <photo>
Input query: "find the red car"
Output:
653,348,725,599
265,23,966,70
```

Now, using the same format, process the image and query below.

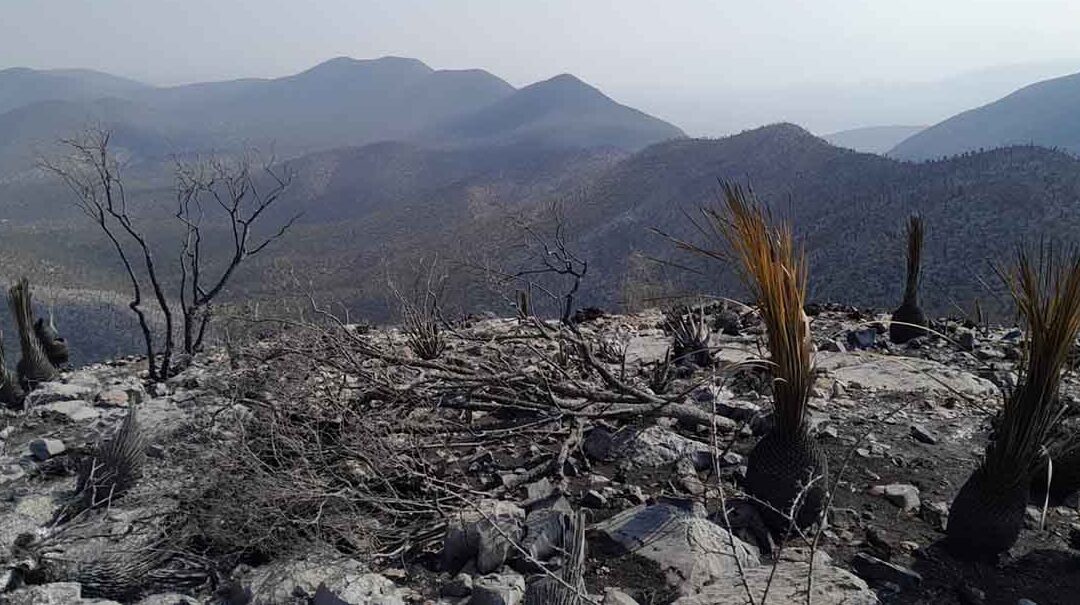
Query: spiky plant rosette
947,245,1080,557
0,327,25,407
9,277,59,390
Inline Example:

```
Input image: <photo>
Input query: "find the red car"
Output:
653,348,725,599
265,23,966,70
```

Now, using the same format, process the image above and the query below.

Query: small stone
583,428,616,462
472,573,525,605
96,389,130,407
381,568,406,582
603,588,640,605
1024,506,1044,529
29,438,66,461
818,339,846,353
956,328,978,351
37,400,100,423
586,473,613,489
583,489,608,508
136,594,200,605
851,552,922,590
525,478,556,502
922,501,949,531
910,424,938,445
625,485,647,505
830,381,847,398
870,484,921,512
846,329,877,350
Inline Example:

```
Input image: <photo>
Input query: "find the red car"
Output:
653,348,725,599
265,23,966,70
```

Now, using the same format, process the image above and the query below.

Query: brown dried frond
697,183,813,437
986,245,1080,486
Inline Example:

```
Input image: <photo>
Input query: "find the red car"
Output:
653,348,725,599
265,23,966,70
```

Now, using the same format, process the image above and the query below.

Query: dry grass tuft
986,245,1080,486
667,183,813,436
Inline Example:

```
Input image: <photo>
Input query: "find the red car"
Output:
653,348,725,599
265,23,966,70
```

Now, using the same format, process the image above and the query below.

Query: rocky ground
0,304,1078,605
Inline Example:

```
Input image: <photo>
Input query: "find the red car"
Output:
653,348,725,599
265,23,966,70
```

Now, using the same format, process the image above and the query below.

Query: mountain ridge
890,70,1080,159
0,56,683,176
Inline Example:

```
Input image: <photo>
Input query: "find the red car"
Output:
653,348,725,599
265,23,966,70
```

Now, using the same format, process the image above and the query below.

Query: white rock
96,389,131,408
3,582,121,604
618,426,711,469
472,572,526,605
245,551,409,604
604,588,641,605
590,504,759,595
870,484,921,512
134,594,201,605
29,438,66,460
24,382,96,407
36,400,100,422
672,549,878,605
816,352,996,398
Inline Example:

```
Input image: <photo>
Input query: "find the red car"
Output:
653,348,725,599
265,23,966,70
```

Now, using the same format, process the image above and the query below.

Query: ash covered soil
0,304,1078,605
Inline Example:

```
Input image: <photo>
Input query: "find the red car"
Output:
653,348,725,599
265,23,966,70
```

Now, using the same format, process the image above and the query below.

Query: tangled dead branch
182,298,746,566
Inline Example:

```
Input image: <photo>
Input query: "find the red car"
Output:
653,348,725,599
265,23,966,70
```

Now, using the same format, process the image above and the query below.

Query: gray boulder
672,549,877,605
589,503,759,595
243,551,409,604
473,572,526,605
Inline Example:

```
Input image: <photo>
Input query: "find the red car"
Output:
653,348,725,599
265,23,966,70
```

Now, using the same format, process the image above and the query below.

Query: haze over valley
4,47,1080,361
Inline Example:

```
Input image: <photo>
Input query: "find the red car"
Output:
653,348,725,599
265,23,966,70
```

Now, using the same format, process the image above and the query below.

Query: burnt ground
817,397,1080,605
3,305,1080,604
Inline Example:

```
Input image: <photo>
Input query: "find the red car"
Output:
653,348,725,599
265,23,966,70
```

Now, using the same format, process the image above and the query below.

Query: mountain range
4,57,1080,360
0,56,684,178
891,70,1080,159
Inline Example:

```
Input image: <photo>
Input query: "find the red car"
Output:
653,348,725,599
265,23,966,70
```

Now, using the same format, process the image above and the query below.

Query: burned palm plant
889,215,928,344
14,408,169,600
667,183,826,530
946,246,1080,559
9,278,59,390
72,407,147,517
523,511,587,605
34,312,70,367
0,327,26,407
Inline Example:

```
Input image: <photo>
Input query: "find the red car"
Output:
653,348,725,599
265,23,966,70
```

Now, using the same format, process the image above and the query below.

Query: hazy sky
4,0,1080,134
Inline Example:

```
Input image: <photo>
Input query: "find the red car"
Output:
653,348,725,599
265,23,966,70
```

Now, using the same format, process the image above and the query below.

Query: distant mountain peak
524,73,607,99
890,69,1080,159
296,55,434,80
